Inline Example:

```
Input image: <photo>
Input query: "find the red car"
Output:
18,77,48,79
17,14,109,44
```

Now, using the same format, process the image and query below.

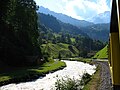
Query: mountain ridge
87,11,110,24
82,23,110,42
38,6,94,28
38,13,88,36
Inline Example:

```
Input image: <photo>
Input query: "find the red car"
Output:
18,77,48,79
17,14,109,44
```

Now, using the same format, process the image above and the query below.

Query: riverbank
83,60,112,90
83,63,101,90
62,58,92,63
0,61,66,86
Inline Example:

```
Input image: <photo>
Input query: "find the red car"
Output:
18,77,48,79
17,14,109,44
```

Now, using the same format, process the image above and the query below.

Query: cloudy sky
34,0,112,20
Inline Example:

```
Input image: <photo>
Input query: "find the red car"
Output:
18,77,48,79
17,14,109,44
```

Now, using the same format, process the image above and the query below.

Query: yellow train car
109,0,120,89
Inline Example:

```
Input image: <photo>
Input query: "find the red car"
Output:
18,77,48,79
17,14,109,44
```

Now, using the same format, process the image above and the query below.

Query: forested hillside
38,13,105,58
0,0,42,66
82,23,110,42
38,13,87,36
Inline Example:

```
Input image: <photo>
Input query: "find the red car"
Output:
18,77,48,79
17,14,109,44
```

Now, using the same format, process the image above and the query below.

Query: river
0,60,96,90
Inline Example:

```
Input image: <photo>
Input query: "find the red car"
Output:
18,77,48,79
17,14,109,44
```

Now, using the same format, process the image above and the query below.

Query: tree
58,52,62,61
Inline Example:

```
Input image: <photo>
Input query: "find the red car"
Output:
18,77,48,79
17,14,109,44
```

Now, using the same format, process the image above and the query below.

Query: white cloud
34,0,111,20
63,0,110,19
63,0,84,19
61,0,68,3
97,0,110,13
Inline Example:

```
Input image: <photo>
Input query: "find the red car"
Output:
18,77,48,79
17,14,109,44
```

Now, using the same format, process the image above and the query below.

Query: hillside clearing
93,45,108,59
41,43,79,58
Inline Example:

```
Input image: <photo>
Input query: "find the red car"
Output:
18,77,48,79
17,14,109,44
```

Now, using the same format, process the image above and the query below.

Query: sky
34,0,112,20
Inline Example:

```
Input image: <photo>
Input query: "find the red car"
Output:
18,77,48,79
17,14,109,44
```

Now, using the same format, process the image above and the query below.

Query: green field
41,43,79,58
93,45,108,59
70,38,75,43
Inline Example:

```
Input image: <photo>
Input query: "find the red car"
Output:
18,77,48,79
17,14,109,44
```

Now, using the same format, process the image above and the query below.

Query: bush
55,73,92,90
80,73,92,85
43,52,49,62
55,77,82,90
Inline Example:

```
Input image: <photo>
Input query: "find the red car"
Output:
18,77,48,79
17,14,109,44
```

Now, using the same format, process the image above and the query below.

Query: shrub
55,73,92,90
80,73,92,85
55,77,82,90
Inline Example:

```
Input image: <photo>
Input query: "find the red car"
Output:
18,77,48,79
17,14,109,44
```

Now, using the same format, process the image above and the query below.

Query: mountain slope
87,11,110,24
38,13,61,33
38,13,87,36
93,45,108,59
82,23,110,42
41,43,79,58
38,6,94,28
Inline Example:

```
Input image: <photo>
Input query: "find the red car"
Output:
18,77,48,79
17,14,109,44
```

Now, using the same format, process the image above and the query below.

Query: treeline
74,36,104,57
0,0,42,66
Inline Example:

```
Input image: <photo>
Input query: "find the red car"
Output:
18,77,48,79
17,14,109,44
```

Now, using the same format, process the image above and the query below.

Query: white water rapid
0,60,96,90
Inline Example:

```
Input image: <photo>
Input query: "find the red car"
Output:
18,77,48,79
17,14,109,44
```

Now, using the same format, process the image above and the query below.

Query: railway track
94,60,112,90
